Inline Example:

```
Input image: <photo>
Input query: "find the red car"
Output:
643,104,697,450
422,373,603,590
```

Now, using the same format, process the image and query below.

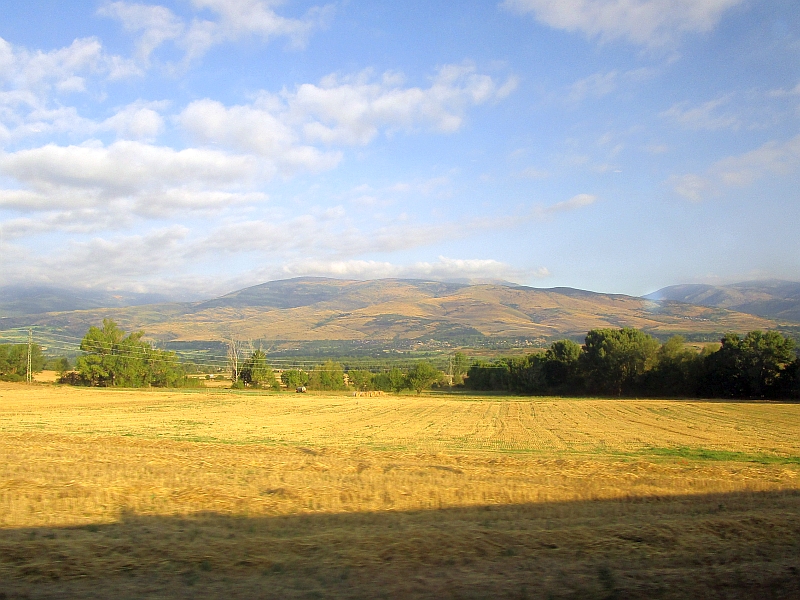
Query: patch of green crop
637,446,800,464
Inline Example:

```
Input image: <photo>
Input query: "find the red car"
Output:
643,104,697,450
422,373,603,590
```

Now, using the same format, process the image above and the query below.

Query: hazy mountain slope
0,277,778,344
193,278,468,311
646,280,800,323
0,286,172,318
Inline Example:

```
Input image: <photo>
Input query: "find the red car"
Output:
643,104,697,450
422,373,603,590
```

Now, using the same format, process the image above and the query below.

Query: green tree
281,369,309,389
466,359,511,391
76,320,185,387
348,369,373,391
740,330,796,398
55,356,72,377
308,360,346,391
406,361,442,394
580,328,660,396
701,331,795,398
541,339,582,392
77,320,139,386
0,343,44,380
142,345,186,387
44,356,71,375
373,367,407,393
645,335,703,397
240,349,279,389
451,352,468,385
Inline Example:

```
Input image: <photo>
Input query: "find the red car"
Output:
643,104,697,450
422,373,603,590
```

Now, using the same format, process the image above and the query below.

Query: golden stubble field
0,382,799,599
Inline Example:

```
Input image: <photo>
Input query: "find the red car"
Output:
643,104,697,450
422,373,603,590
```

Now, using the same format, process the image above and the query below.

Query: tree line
60,320,449,393
14,320,799,398
276,360,445,394
465,328,800,399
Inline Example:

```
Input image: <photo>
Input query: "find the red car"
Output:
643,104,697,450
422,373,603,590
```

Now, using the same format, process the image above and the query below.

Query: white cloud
65,226,191,277
767,82,800,98
567,67,656,103
670,134,800,201
1,141,256,195
0,36,138,95
568,71,618,102
0,36,141,145
262,256,541,284
291,65,517,144
99,100,167,139
198,213,450,258
515,167,549,179
99,2,185,64
0,226,193,291
503,0,745,46
713,134,800,186
0,140,260,215
197,191,595,262
135,189,267,218
176,98,341,173
100,0,332,65
6,106,96,141
342,175,455,207
0,209,131,240
178,64,517,159
0,100,168,144
660,95,740,130
188,0,332,49
668,173,709,202
543,193,596,213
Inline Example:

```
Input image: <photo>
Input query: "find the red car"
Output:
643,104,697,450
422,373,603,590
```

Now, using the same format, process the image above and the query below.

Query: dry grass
1,383,798,456
0,382,799,598
31,370,60,383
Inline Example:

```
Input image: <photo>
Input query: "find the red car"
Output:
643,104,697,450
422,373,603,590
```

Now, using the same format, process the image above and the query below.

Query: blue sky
0,0,798,298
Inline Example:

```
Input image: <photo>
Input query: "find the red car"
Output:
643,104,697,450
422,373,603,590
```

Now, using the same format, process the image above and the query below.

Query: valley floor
0,383,798,598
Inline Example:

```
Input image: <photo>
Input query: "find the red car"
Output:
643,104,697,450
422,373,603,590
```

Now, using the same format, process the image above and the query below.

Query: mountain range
1,277,793,347
645,280,800,324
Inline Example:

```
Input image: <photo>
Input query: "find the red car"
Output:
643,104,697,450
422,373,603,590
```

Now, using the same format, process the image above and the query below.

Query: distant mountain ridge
0,285,173,318
0,277,780,345
645,280,800,323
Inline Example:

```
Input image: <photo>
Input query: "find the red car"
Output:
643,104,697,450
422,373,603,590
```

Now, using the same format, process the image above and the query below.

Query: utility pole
26,329,32,384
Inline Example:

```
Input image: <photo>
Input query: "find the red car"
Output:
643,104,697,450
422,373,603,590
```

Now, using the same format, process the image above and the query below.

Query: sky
0,0,798,299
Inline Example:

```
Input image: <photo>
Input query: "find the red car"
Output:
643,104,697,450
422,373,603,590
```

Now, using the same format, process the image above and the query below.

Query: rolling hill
0,278,781,347
645,280,800,323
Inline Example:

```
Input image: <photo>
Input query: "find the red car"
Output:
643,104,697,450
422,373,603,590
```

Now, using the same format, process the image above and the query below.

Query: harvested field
2,384,798,456
0,382,799,599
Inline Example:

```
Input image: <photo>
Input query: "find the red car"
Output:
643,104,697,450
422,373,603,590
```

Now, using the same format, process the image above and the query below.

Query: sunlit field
1,382,799,599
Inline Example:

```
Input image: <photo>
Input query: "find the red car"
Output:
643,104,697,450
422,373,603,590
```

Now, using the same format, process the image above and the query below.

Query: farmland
1,382,799,598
